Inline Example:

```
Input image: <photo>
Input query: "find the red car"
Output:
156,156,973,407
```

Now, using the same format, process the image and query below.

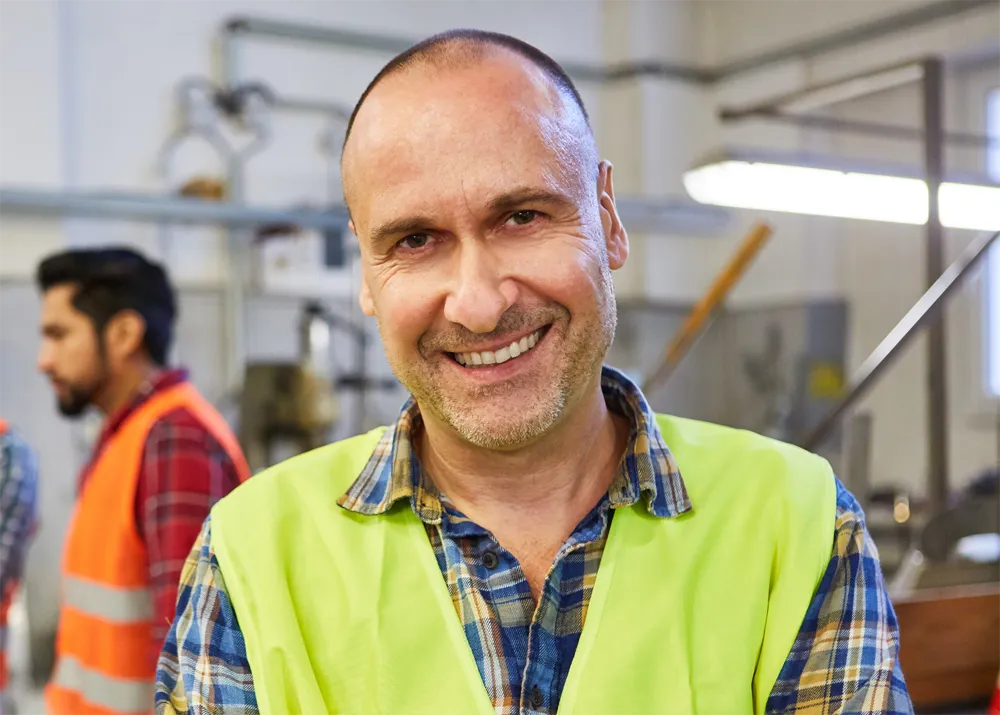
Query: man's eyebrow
487,188,574,213
368,216,437,248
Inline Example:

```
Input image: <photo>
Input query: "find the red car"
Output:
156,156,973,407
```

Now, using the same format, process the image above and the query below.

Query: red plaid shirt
78,369,243,660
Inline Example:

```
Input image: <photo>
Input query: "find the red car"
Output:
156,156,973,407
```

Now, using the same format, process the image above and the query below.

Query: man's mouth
450,326,549,368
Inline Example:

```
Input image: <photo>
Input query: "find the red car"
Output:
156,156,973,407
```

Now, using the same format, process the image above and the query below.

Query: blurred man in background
35,247,250,715
0,418,39,715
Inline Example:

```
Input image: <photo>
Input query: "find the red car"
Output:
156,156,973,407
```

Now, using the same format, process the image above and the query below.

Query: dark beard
55,361,107,418
57,386,96,417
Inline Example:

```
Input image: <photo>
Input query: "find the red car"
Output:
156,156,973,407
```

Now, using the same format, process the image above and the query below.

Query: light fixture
683,150,1000,232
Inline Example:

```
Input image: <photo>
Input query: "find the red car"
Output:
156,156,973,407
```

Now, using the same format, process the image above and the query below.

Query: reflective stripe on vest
212,415,837,714
63,576,153,624
46,382,250,714
52,654,153,713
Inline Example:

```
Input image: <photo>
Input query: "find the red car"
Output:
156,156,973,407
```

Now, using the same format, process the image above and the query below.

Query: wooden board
894,584,1000,709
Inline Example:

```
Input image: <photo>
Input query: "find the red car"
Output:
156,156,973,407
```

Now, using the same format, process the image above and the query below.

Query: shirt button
482,549,499,570
531,685,543,709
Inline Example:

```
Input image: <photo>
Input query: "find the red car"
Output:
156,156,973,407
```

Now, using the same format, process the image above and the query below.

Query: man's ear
351,220,376,317
105,310,146,362
598,160,628,270
359,275,375,317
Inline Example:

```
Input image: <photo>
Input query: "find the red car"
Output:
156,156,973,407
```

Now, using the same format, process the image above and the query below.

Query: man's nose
442,242,518,334
37,342,54,374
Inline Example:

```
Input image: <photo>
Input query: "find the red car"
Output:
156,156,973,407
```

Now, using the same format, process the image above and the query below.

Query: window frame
984,86,1000,399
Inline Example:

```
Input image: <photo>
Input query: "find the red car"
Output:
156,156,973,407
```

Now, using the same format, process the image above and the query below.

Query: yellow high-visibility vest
213,414,835,714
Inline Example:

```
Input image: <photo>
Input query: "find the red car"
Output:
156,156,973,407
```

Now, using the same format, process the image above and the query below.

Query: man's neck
417,376,628,558
95,361,159,418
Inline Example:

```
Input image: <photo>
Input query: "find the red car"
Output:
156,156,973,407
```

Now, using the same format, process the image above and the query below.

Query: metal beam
719,108,999,148
923,57,949,510
799,228,1000,452
0,188,350,231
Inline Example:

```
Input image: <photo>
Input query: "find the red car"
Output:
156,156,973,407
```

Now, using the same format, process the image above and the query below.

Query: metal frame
718,53,1000,508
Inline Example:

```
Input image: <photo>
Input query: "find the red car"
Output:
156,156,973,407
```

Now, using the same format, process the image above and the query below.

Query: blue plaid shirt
156,367,911,714
1,423,39,599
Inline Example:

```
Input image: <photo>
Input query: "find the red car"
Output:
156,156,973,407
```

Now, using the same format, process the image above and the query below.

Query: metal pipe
220,1,994,85
800,228,1000,451
923,57,949,510
720,59,925,115
711,0,995,79
0,188,350,230
774,62,925,113
719,109,1000,148
642,222,772,395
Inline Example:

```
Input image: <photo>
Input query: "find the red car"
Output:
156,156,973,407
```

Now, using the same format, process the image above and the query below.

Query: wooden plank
894,585,1000,709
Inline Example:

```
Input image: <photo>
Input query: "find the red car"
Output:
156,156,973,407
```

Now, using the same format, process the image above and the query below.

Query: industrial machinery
239,301,397,473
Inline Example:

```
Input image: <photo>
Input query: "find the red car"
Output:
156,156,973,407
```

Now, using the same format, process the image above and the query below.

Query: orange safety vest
44,383,250,715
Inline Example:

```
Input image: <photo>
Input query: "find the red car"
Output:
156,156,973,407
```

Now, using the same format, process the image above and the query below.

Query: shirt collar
97,367,189,446
337,365,692,522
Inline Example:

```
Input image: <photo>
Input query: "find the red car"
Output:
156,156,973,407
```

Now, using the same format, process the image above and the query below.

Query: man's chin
57,398,91,418
442,398,565,451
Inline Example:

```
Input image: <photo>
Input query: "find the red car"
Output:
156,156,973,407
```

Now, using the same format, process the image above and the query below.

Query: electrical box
254,229,356,299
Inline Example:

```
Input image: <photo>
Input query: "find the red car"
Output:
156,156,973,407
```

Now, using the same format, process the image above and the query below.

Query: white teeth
454,328,544,368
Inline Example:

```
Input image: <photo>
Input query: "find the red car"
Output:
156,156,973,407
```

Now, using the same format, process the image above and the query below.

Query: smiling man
157,30,912,715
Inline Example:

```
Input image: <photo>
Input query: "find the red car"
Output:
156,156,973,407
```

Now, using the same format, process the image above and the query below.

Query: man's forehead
342,51,585,192
343,58,596,222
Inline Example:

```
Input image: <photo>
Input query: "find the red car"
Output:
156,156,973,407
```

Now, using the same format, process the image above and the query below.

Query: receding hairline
342,30,591,156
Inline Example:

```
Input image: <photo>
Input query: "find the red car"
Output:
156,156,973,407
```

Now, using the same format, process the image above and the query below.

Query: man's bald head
342,29,590,153
341,30,598,218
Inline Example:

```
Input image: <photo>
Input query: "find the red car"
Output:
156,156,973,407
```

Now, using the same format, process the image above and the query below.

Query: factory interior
0,0,999,713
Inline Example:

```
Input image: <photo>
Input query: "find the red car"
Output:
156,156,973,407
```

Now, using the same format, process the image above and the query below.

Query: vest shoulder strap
215,426,387,517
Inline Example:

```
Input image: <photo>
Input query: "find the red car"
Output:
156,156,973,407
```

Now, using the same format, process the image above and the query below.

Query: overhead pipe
0,188,351,231
220,1,994,86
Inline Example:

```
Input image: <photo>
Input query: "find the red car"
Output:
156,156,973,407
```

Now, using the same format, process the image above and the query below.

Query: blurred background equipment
239,300,398,473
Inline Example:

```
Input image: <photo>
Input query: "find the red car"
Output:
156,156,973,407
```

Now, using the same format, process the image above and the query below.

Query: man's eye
399,234,430,250
508,210,539,226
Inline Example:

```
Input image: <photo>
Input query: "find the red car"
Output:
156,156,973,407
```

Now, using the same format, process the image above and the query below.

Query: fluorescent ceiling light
684,159,1000,231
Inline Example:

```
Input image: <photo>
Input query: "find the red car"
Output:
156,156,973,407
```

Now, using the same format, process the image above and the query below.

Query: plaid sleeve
765,479,913,715
0,427,39,597
138,409,245,662
155,517,259,714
